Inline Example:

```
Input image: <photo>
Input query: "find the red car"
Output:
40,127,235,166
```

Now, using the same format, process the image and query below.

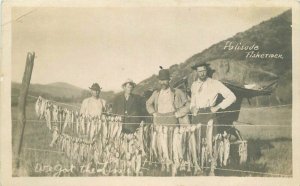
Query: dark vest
112,93,146,133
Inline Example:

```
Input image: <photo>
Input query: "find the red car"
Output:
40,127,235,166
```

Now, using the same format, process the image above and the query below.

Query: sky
11,7,289,92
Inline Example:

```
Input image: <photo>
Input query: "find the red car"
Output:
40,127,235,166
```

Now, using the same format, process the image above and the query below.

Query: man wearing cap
80,83,106,117
190,63,236,133
146,68,190,125
112,79,147,133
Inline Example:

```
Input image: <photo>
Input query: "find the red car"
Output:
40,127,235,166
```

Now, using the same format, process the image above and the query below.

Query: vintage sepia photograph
1,2,298,184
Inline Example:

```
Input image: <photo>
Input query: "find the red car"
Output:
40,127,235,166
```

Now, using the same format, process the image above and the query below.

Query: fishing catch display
35,96,247,176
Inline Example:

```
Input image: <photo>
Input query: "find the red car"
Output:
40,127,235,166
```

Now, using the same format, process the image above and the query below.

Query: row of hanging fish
35,96,123,141
51,123,149,176
36,96,150,175
35,96,247,176
149,120,231,176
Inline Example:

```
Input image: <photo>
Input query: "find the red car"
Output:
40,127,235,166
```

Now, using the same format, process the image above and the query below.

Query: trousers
153,112,178,126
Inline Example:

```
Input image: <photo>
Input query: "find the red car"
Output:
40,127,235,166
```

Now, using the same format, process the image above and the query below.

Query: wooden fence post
15,52,35,170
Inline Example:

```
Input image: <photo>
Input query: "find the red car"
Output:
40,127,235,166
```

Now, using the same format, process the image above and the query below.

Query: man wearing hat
112,79,147,133
190,63,236,133
80,83,106,117
146,68,190,125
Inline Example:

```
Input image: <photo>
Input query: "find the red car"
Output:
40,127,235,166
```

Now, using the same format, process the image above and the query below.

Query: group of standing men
80,63,237,136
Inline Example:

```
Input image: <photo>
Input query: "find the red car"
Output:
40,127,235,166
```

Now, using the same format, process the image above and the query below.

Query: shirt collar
124,93,131,100
160,87,171,93
90,96,100,100
197,77,211,83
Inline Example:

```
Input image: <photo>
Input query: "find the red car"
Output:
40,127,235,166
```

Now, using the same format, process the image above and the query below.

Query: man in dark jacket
112,79,146,133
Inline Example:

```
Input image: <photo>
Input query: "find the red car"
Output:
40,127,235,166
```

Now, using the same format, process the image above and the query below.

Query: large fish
40,98,47,119
52,105,59,123
73,139,80,161
101,115,108,145
79,141,84,162
156,125,164,171
111,116,120,140
172,127,180,176
143,124,150,156
107,116,113,140
218,140,224,167
135,153,142,176
89,117,96,140
168,126,174,164
35,96,43,118
151,126,158,160
162,126,171,172
62,109,71,132
201,138,207,169
96,115,101,134
239,141,248,164
179,127,186,171
58,106,63,132
213,134,222,167
185,126,192,173
86,116,91,136
49,128,59,147
116,119,123,140
195,124,202,163
223,137,230,166
206,119,214,159
75,111,80,135
70,111,74,132
189,125,201,174
45,101,52,130
136,121,146,156
80,115,85,135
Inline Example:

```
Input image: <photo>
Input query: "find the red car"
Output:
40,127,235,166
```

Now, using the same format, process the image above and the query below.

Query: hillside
11,82,115,105
133,10,292,106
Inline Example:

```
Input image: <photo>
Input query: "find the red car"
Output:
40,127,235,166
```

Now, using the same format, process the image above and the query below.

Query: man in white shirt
80,83,106,117
190,63,236,133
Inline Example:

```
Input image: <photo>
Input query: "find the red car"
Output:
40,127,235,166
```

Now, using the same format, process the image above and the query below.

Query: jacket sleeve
190,83,197,110
174,89,191,118
146,91,157,114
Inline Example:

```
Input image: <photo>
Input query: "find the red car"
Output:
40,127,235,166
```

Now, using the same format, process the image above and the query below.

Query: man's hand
210,105,221,113
153,112,157,117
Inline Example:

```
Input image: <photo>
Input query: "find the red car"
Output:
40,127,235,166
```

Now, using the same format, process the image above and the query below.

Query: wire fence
12,94,292,117
11,119,291,127
12,94,292,177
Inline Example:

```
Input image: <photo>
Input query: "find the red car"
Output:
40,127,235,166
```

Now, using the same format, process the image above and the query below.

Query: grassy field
11,103,292,177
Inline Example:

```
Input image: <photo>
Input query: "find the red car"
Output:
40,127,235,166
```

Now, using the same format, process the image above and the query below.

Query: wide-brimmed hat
122,79,136,87
191,62,209,70
89,83,102,91
158,66,170,81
